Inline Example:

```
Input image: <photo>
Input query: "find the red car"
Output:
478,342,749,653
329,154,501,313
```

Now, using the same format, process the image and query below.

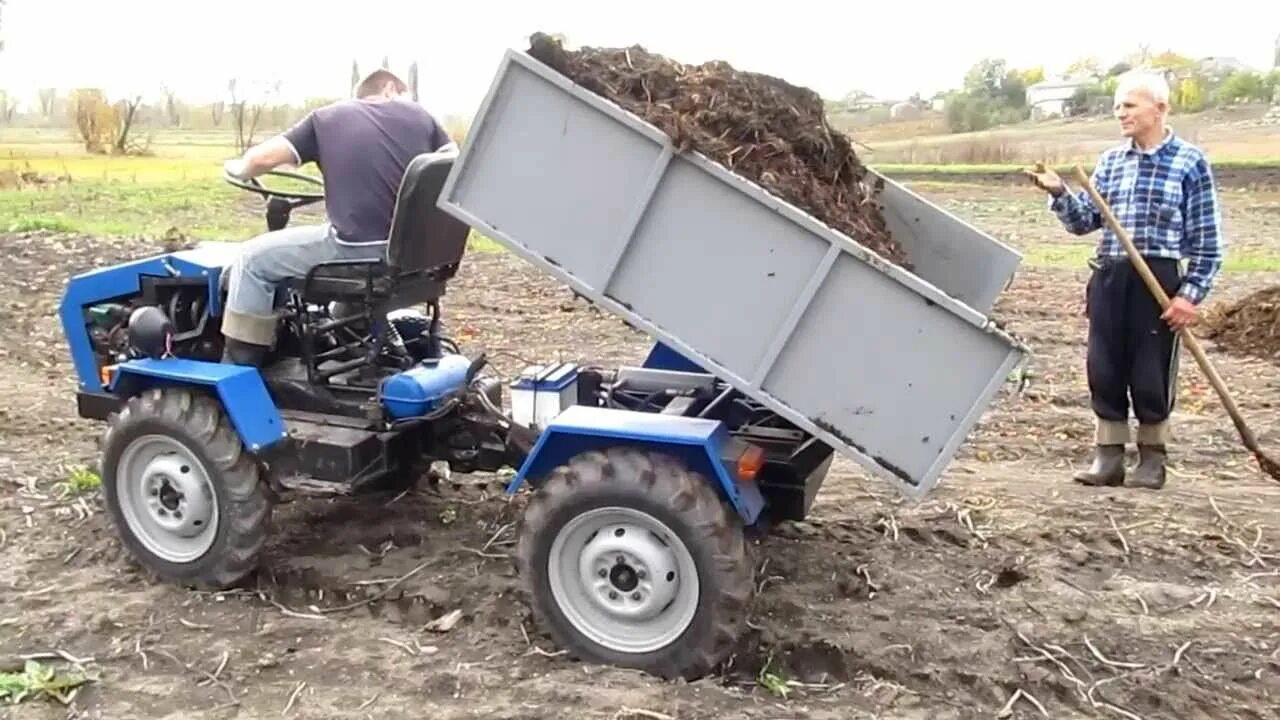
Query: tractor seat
284,149,470,306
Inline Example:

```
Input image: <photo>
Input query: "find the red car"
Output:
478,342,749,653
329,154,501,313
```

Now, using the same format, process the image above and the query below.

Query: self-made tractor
60,47,1028,680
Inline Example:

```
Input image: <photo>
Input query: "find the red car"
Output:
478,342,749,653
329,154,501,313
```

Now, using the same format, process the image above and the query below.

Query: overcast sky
1,0,1277,116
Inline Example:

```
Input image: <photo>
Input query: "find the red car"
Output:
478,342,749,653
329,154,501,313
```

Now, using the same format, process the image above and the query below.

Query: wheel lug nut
608,591,618,600
598,569,607,578
637,570,646,579
616,556,624,565
631,592,641,601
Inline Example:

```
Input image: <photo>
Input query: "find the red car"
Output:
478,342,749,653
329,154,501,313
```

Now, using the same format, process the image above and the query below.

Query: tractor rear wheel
100,387,271,590
515,446,754,680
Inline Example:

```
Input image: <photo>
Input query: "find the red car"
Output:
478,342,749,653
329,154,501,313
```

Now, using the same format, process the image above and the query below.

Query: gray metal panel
875,177,1022,315
607,155,830,373
761,251,1023,486
442,53,666,290
439,48,1028,497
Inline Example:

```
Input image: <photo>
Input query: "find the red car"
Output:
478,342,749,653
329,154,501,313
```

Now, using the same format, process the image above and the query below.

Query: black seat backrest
385,150,470,277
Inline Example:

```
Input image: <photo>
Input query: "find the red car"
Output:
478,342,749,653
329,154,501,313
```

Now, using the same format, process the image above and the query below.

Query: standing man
1026,70,1225,489
220,67,456,366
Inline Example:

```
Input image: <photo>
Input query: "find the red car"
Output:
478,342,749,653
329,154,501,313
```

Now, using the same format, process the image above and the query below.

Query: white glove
224,158,251,180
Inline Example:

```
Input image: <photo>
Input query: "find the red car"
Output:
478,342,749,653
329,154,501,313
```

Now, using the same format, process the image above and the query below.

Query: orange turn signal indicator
737,445,765,482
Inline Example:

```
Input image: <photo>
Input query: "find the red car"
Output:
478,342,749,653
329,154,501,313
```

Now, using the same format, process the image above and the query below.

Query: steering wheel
223,168,325,203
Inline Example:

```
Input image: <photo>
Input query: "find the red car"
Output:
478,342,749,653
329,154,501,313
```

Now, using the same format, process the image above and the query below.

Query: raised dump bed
437,48,1028,497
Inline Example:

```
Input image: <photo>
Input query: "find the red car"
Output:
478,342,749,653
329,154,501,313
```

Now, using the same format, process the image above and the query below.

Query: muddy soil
526,33,905,269
3,183,1280,719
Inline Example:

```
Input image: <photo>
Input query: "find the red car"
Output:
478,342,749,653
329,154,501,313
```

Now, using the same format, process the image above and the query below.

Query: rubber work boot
1073,444,1125,486
1126,444,1167,489
222,338,269,367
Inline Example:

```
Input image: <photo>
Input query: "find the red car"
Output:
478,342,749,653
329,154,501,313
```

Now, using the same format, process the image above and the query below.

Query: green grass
0,179,261,238
873,157,1280,176
0,177,506,252
1020,242,1280,271
0,660,90,706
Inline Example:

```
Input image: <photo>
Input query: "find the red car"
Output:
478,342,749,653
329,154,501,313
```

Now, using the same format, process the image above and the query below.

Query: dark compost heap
1203,285,1280,358
527,33,909,268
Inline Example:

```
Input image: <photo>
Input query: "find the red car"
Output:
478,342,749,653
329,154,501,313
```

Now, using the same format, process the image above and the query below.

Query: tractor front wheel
515,447,754,680
100,387,271,590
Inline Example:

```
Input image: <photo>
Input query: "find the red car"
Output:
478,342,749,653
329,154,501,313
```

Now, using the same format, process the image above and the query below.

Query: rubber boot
222,337,269,367
1127,444,1167,489
1072,444,1125,486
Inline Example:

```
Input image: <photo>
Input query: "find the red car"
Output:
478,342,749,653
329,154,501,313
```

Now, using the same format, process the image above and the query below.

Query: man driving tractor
220,67,457,366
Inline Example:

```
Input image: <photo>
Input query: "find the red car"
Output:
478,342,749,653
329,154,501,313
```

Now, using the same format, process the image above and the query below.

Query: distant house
1026,77,1092,119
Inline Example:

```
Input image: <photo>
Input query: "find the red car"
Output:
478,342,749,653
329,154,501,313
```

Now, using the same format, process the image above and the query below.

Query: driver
219,67,456,366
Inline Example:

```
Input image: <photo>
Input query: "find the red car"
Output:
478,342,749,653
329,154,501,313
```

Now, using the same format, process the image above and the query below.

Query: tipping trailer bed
437,48,1029,498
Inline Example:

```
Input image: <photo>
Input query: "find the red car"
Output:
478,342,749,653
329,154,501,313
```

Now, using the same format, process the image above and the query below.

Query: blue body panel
507,405,765,524
642,341,707,374
110,358,287,451
59,242,240,393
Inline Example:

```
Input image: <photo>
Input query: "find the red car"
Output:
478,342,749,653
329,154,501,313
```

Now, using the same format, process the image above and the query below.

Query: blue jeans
222,223,386,345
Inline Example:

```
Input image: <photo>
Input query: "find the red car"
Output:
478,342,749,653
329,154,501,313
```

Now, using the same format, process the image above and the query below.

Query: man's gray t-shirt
283,98,453,244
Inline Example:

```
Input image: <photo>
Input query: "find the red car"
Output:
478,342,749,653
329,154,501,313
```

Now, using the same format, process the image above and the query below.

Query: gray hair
1114,70,1171,105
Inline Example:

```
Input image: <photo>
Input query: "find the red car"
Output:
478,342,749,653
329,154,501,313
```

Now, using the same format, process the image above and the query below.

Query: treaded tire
515,446,754,680
100,387,271,590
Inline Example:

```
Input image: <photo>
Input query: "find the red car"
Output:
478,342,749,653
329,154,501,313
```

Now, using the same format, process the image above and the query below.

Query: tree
0,90,15,124
229,78,280,152
112,94,146,154
69,89,118,153
964,58,1008,97
1018,66,1045,85
1217,70,1267,103
1173,76,1207,113
38,88,56,117
1150,51,1196,74
160,84,181,127
1264,69,1280,103
1107,62,1133,78
1065,55,1102,78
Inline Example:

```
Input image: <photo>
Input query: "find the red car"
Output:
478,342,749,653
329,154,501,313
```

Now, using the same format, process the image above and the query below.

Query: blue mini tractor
60,48,1026,680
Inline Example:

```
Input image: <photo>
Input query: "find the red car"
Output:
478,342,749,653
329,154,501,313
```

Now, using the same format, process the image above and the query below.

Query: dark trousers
1085,256,1181,432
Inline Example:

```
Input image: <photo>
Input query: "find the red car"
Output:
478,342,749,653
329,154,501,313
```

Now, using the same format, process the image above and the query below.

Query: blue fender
108,358,287,452
506,405,765,525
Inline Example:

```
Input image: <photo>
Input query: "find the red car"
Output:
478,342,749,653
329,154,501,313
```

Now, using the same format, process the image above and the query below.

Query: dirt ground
2,181,1279,720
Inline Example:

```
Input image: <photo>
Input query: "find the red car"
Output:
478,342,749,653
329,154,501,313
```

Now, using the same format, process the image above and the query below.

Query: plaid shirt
1050,130,1224,304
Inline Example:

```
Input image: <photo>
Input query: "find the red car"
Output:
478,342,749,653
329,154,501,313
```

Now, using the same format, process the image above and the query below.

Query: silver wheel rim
548,506,699,654
116,434,218,563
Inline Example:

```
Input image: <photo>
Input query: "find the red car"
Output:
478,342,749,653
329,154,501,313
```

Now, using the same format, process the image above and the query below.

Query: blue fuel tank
380,354,472,419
